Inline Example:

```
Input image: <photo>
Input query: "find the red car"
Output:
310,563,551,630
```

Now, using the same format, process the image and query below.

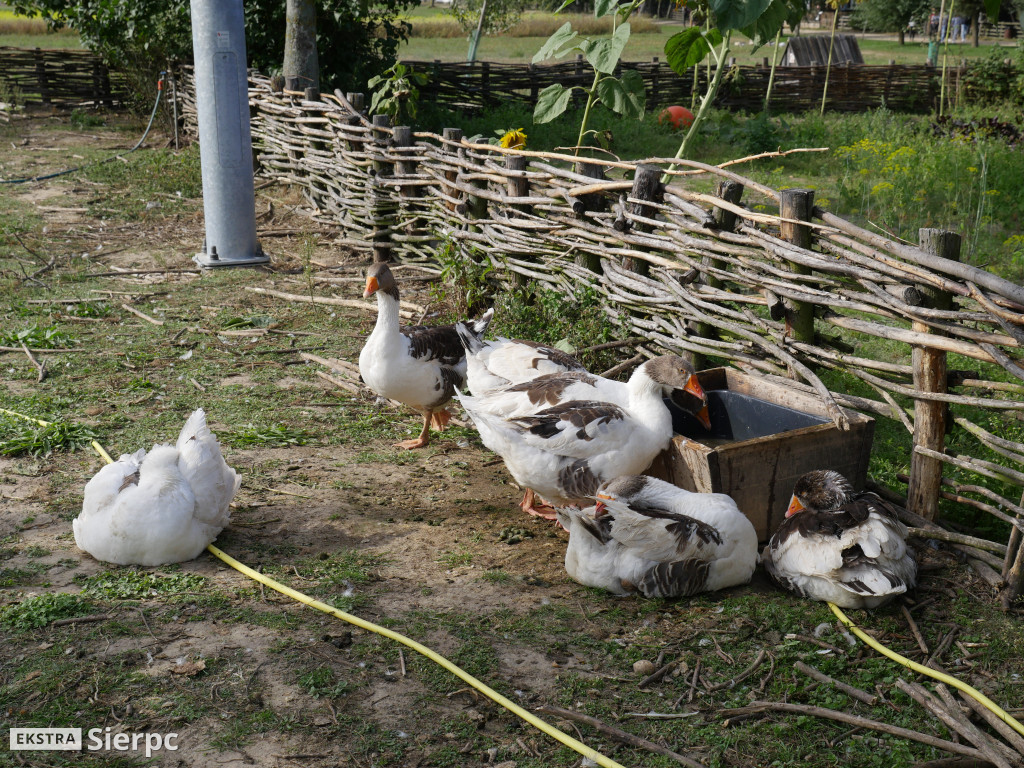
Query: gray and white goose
557,475,758,597
359,261,492,449
762,470,917,609
456,355,707,517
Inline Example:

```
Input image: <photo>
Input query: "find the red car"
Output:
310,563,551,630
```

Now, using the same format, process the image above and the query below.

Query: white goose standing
359,261,492,449
457,355,708,518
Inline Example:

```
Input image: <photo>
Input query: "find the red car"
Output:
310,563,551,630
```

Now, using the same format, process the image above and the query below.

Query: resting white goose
359,261,492,449
73,409,240,566
455,322,587,397
761,470,917,609
457,355,707,519
557,475,758,597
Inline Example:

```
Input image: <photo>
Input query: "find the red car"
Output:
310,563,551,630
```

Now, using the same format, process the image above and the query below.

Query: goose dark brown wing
401,324,465,367
505,371,598,406
511,339,586,372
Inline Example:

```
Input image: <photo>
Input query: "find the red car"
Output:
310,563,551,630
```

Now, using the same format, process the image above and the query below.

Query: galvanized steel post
190,0,268,267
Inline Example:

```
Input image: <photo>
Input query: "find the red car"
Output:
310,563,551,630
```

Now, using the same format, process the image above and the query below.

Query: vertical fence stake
1001,493,1024,610
393,126,419,253
505,154,531,288
779,188,816,344
620,163,661,277
692,180,744,369
441,127,463,214
907,228,961,521
371,114,393,263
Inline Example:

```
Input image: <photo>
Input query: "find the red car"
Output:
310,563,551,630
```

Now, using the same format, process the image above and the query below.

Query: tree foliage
449,0,527,35
851,0,930,38
13,0,417,101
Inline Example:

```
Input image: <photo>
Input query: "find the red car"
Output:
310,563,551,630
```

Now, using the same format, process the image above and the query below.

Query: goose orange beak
363,275,379,298
694,404,711,431
683,374,706,401
786,494,804,518
595,493,611,516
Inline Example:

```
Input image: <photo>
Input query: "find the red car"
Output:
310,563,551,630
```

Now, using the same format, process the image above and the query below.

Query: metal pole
190,0,268,268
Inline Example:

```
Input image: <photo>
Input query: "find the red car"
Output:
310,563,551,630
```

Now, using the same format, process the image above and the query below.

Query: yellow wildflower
499,128,527,149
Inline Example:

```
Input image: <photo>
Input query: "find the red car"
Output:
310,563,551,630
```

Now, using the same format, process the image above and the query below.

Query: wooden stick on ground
902,604,931,656
534,704,708,768
706,649,768,692
957,689,1024,757
121,303,164,326
720,700,986,761
314,370,361,395
20,341,47,382
793,661,878,705
895,680,1015,768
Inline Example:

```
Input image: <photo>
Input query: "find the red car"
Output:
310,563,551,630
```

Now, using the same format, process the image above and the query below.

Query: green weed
0,324,74,348
0,416,99,457
0,592,94,629
296,666,352,699
228,423,312,447
77,569,207,600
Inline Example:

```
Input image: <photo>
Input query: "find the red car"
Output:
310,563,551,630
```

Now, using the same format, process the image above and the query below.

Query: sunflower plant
531,0,646,155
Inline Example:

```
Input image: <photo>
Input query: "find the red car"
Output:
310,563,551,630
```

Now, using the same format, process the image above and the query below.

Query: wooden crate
648,368,875,542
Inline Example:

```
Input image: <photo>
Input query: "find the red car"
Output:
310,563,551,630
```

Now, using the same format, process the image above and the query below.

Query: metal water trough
648,367,875,542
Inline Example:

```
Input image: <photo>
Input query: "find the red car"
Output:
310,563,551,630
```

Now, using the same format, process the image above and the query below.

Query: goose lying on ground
557,474,758,597
359,261,492,449
761,469,917,609
73,409,240,566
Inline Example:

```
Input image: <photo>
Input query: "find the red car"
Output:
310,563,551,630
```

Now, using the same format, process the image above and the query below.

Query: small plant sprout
531,0,647,155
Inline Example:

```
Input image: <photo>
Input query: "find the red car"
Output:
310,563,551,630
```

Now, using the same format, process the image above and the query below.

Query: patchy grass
1,111,1022,768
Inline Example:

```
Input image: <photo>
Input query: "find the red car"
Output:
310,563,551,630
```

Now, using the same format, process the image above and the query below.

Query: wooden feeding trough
648,368,875,542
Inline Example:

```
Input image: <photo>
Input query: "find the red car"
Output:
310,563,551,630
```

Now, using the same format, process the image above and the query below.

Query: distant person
907,19,917,41
950,15,964,41
929,9,939,37
958,16,970,41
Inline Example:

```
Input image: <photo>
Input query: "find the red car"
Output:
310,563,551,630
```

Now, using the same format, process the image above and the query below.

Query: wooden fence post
907,228,961,521
441,127,463,213
692,180,744,369
574,161,606,274
371,113,393,263
619,163,661,276
505,154,530,288
779,188,815,344
393,125,419,247
1001,493,1024,610
34,48,50,104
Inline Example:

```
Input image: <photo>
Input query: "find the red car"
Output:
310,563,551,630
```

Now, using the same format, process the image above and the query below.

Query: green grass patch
77,568,208,600
0,592,94,629
0,415,99,457
228,423,313,447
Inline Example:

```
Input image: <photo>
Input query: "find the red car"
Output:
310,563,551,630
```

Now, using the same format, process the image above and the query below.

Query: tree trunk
971,11,980,47
898,29,905,45
283,0,319,92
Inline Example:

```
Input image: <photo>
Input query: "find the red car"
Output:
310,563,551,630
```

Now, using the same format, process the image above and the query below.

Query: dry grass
0,17,50,35
407,11,661,38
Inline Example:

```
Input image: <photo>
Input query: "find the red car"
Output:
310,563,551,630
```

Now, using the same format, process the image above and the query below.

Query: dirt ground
2,111,1023,768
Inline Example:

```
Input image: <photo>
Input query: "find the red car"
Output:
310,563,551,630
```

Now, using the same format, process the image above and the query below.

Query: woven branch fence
0,47,128,107
404,58,951,113
175,69,1024,606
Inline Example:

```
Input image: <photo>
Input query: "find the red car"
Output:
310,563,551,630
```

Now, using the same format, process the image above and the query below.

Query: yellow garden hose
829,601,1024,738
8,406,1022,755
205,544,627,768
1,407,626,768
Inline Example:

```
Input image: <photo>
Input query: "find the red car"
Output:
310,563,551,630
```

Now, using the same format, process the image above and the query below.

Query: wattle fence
404,57,953,113
175,69,1024,606
0,47,128,108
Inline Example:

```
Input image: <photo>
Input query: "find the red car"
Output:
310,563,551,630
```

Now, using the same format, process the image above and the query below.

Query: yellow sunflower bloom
499,128,527,149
